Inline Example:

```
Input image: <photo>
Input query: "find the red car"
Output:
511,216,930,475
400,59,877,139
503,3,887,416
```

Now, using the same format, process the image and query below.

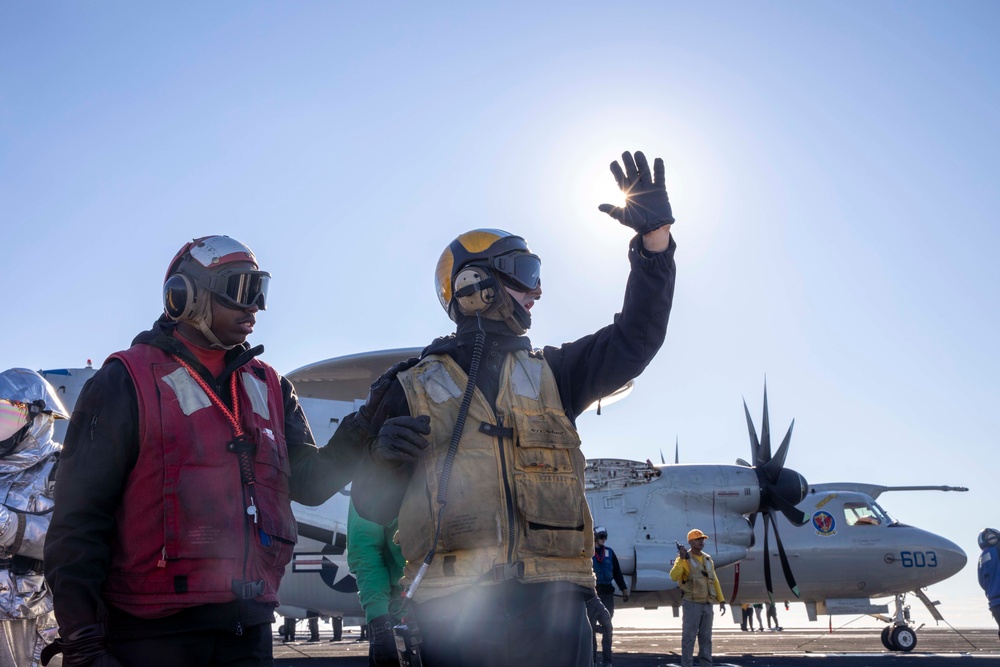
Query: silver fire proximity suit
0,368,68,667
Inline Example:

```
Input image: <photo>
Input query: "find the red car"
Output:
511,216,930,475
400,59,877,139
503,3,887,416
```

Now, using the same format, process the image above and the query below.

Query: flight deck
274,626,1000,666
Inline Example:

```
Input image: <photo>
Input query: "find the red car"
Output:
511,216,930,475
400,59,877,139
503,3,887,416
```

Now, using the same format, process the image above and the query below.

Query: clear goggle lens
0,400,29,440
492,252,541,292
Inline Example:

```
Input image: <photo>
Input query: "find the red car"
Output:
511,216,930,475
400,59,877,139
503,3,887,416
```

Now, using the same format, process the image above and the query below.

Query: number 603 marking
900,551,938,567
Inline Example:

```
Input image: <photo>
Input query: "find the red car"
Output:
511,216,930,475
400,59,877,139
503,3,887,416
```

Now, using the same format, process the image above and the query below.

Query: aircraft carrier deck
275,626,1000,666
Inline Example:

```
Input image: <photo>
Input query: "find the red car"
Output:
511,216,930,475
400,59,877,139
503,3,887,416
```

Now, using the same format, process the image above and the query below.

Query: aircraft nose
930,533,968,580
895,528,968,584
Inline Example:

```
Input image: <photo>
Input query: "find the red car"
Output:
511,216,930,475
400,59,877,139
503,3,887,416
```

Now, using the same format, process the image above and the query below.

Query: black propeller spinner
743,385,809,601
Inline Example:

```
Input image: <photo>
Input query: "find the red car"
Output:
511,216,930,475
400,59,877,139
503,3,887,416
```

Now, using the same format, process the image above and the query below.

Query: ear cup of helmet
163,273,198,320
453,267,497,316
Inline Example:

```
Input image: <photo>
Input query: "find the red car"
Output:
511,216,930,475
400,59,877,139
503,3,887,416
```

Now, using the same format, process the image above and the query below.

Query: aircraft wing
286,347,423,401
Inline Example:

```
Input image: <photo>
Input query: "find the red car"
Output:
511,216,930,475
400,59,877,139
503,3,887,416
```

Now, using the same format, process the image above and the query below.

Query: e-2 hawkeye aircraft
588,458,967,652
39,352,968,652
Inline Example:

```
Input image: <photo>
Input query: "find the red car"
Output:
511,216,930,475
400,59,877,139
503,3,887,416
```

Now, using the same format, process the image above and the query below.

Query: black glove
598,150,674,234
622,590,629,603
372,415,431,465
719,602,727,616
356,357,420,432
41,624,124,667
586,595,611,626
368,614,398,667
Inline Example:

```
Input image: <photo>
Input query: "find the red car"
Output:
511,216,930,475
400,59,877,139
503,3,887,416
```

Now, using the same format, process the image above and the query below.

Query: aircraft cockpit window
843,502,882,526
870,500,896,525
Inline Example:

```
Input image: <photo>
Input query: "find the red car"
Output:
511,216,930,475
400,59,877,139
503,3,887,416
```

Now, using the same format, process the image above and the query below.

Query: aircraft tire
880,626,895,651
891,625,917,652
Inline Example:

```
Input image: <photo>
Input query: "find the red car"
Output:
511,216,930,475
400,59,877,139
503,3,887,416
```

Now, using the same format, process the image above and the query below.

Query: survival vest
103,344,296,618
396,351,595,601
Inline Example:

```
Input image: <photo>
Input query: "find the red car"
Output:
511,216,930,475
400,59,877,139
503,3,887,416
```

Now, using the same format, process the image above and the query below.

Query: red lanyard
172,356,243,436
172,357,258,523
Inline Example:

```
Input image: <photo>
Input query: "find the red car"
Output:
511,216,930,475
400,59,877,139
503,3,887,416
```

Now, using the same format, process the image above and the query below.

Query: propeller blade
742,399,761,465
760,384,772,465
762,419,795,484
769,514,801,598
771,491,809,526
762,512,774,599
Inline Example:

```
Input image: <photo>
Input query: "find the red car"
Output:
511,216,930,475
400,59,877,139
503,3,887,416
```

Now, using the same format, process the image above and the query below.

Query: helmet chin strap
489,286,531,335
185,294,237,350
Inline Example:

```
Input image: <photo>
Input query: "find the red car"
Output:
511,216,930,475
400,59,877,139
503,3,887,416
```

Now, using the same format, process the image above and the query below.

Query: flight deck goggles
489,252,541,292
204,269,271,310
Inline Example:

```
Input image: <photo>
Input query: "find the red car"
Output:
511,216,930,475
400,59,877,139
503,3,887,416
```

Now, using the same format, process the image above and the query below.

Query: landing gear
880,593,918,652
891,625,917,652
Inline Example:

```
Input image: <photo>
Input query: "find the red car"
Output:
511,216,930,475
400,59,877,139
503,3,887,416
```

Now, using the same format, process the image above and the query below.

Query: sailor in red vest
43,236,365,667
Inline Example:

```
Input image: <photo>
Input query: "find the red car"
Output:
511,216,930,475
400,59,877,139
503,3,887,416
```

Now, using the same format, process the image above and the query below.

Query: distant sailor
591,527,629,666
671,529,726,667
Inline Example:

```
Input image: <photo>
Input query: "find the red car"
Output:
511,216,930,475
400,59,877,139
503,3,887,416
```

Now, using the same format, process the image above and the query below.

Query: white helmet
162,235,270,349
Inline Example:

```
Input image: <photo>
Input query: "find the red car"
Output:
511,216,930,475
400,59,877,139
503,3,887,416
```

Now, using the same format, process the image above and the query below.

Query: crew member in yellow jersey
670,529,726,667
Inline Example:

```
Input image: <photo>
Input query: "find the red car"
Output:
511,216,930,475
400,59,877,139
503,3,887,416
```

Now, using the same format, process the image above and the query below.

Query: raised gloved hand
598,150,674,234
372,415,431,465
41,623,125,667
367,614,398,667
356,357,420,432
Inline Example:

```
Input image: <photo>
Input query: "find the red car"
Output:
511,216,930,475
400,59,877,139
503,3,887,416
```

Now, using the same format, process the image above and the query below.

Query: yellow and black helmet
435,229,540,321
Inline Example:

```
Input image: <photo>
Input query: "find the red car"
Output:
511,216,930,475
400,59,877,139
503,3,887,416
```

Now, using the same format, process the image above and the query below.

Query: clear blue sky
3,2,998,628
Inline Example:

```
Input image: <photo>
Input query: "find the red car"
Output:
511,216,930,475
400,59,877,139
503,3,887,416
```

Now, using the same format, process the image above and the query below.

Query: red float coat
102,344,296,619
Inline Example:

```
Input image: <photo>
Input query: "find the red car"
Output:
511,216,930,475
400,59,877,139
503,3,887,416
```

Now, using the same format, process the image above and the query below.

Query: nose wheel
881,593,918,652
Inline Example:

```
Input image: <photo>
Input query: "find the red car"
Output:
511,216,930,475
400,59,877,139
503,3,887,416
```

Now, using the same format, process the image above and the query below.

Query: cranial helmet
163,235,270,349
434,229,540,334
594,526,608,539
687,529,710,542
979,528,1000,550
0,368,69,457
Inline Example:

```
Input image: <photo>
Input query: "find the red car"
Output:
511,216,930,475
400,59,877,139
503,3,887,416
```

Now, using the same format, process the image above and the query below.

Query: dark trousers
108,623,272,667
413,581,592,667
591,589,615,663
992,606,1000,639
